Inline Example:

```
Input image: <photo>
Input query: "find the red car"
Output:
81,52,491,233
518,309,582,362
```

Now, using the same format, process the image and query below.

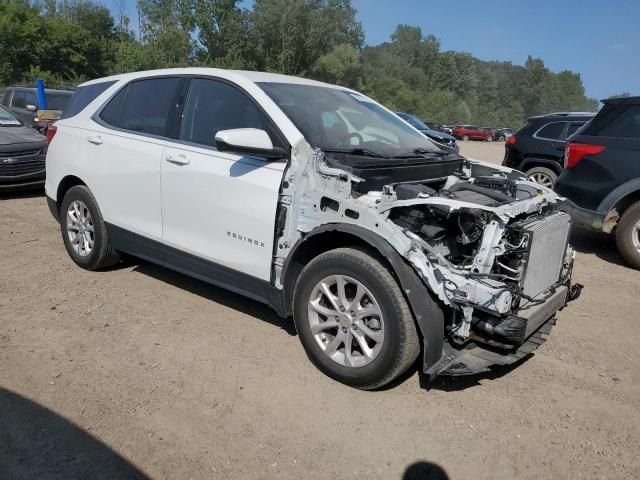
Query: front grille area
521,212,572,298
0,158,45,177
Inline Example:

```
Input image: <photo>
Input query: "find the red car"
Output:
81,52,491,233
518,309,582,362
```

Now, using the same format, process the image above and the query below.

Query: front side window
535,121,567,140
180,78,273,147
259,83,441,157
12,91,26,109
99,77,181,137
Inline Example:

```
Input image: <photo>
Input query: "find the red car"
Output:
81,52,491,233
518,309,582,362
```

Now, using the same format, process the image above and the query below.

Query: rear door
82,76,184,241
533,121,568,158
160,77,287,280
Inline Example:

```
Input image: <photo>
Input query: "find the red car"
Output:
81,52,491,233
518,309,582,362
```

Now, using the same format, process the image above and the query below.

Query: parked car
498,128,515,140
441,125,454,134
1,86,73,130
556,97,640,269
452,125,495,141
395,112,459,152
502,112,595,188
45,68,581,389
0,106,47,190
423,120,444,132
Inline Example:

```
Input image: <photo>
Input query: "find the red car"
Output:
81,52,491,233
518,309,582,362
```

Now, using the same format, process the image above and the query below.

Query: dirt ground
1,141,639,479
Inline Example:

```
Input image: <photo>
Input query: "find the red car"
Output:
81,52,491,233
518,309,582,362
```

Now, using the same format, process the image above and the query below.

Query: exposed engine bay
275,144,582,376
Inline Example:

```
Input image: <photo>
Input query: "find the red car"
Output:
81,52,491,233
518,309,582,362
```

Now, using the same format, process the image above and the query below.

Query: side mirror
215,128,285,160
26,104,37,112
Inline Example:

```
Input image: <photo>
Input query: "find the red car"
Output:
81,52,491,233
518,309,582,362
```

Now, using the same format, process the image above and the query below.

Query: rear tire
293,247,420,390
60,185,120,271
526,166,558,189
486,135,494,142
615,201,640,270
462,135,469,141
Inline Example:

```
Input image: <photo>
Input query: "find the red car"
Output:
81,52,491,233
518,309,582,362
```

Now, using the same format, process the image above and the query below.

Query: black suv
503,112,595,188
556,97,640,269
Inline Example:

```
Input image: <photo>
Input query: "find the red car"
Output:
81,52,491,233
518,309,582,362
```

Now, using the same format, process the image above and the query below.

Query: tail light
46,124,57,144
506,135,516,145
564,142,605,169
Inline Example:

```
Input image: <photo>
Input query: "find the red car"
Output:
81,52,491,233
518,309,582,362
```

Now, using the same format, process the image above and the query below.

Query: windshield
259,83,442,157
47,92,72,111
0,106,21,126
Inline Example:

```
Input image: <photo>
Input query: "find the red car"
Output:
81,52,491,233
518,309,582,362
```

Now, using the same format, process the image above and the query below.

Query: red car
452,125,495,141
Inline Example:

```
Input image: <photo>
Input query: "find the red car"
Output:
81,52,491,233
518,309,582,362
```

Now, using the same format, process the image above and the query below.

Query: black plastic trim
106,223,286,317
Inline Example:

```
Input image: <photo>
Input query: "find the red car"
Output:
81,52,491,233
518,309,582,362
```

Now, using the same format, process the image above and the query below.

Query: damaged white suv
46,69,582,389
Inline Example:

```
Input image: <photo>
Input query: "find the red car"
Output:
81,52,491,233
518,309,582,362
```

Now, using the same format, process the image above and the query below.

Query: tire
462,135,469,141
526,166,558,189
615,201,640,269
486,135,493,142
60,185,120,270
498,135,506,142
293,247,420,390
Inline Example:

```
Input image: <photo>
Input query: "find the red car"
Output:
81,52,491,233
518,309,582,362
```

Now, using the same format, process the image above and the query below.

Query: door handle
87,135,103,145
165,153,190,166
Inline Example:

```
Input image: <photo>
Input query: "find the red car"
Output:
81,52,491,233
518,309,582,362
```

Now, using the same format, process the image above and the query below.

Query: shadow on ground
132,261,297,336
403,461,449,479
0,387,150,480
570,228,627,267
0,188,45,201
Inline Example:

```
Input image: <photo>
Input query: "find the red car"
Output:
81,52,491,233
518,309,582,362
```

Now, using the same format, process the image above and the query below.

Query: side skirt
106,223,287,317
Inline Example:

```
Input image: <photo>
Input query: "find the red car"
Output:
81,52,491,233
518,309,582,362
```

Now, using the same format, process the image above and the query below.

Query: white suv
46,68,581,389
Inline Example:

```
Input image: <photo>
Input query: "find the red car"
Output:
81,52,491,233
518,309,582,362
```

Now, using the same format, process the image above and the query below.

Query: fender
281,223,445,374
597,177,640,213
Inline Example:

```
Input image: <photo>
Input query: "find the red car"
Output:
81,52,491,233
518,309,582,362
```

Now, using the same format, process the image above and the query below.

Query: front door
160,78,287,281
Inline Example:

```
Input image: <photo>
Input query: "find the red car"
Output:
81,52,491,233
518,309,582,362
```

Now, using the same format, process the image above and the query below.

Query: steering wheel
340,132,363,146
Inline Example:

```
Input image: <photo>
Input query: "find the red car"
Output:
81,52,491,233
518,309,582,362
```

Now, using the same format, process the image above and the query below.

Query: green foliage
0,0,599,127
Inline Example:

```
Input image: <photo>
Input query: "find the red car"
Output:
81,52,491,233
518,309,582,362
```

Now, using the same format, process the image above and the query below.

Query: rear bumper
558,199,618,233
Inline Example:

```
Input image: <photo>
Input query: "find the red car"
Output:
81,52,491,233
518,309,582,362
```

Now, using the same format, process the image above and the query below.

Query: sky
104,0,640,100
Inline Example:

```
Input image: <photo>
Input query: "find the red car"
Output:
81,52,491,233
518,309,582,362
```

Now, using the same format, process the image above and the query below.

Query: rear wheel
60,185,120,270
615,201,640,269
293,247,420,390
526,166,558,189
462,135,469,141
486,135,494,142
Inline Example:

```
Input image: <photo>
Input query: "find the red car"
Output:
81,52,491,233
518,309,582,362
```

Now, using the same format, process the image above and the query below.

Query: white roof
80,67,346,90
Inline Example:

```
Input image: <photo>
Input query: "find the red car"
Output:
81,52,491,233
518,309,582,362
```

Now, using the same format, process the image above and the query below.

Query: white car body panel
160,142,285,279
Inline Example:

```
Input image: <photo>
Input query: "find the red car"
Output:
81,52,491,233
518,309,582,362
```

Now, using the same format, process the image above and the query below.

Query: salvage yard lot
1,142,639,479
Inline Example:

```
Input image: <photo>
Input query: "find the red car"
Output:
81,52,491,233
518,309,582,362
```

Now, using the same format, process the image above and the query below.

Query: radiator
520,212,572,298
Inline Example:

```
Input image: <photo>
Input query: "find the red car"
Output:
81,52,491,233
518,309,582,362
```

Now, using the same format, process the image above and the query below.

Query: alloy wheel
307,275,384,368
528,172,554,188
66,200,95,257
632,220,640,254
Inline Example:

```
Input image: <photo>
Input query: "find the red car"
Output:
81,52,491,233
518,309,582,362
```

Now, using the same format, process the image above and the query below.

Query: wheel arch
599,179,640,216
520,158,563,175
281,223,445,373
47,175,88,222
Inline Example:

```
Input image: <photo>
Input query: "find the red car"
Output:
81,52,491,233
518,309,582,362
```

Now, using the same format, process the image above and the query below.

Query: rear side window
99,77,181,137
62,81,115,119
180,78,273,147
535,121,567,140
594,105,640,139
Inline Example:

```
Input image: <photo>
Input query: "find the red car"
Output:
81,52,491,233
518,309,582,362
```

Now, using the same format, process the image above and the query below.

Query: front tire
60,185,120,270
293,247,420,390
462,135,469,141
616,201,640,269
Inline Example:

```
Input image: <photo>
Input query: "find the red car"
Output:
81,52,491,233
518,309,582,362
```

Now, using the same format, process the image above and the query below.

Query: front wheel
462,135,469,141
615,201,640,269
293,247,420,390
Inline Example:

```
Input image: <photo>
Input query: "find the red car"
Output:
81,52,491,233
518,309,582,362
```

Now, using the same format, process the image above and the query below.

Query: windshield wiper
394,147,449,158
322,147,388,158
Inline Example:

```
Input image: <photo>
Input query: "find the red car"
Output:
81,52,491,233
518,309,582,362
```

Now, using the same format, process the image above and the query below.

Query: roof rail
545,111,596,116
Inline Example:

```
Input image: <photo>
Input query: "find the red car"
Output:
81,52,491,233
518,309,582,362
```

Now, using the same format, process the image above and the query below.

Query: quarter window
597,105,640,139
566,122,585,138
62,81,116,119
180,78,272,147
99,78,181,137
535,122,567,140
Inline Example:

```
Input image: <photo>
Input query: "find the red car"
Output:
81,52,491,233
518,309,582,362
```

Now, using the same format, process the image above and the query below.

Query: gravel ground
1,141,639,479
